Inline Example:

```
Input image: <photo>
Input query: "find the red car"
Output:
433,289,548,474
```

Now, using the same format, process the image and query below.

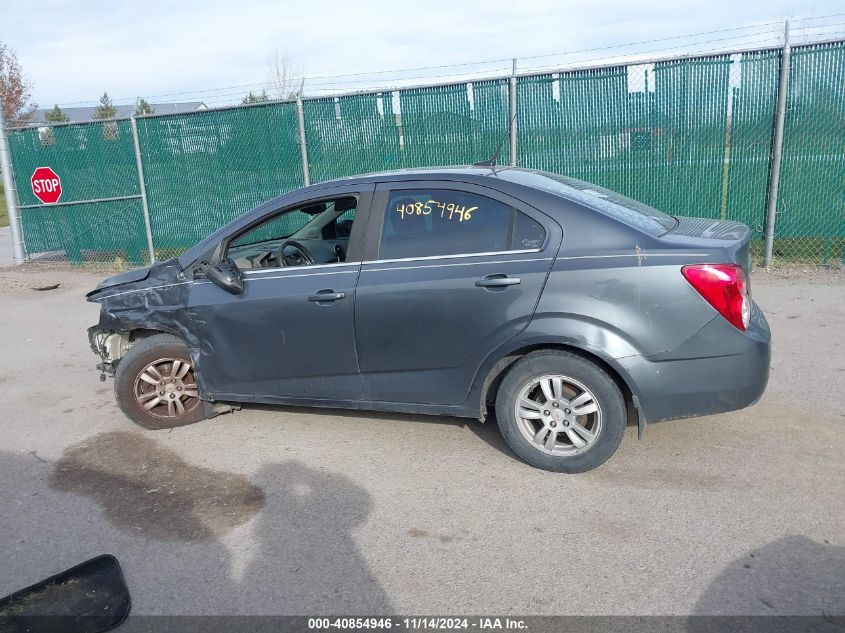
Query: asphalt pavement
0,266,842,616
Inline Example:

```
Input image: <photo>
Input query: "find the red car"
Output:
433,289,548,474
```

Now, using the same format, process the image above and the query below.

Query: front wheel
114,334,207,430
495,350,625,473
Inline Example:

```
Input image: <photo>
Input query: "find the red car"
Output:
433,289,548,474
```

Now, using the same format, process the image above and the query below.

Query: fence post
296,79,311,186
0,107,26,263
130,116,156,264
509,58,518,166
763,21,791,269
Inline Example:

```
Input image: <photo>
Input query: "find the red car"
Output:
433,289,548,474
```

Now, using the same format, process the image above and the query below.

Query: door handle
475,274,521,288
308,289,346,302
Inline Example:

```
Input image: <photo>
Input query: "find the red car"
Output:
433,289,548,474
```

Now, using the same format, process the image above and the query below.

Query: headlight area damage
86,260,235,421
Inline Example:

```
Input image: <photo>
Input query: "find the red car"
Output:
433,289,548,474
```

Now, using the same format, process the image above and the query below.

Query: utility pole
296,77,311,186
509,58,518,166
763,21,791,269
0,106,26,263
130,116,156,263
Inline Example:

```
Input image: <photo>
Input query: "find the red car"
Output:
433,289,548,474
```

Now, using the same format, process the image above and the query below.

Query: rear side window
379,189,545,259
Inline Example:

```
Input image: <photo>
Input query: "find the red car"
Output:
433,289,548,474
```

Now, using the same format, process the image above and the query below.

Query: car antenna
473,112,516,171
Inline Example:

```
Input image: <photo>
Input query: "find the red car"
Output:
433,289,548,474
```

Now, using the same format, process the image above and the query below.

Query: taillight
681,264,750,331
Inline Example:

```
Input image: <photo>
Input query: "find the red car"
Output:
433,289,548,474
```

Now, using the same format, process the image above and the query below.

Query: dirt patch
752,265,844,285
50,431,265,541
0,275,62,295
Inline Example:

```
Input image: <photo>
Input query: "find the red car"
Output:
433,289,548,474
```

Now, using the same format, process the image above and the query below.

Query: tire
114,333,207,430
495,350,625,473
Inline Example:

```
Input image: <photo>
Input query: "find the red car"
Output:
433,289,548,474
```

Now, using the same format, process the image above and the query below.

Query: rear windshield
502,170,677,235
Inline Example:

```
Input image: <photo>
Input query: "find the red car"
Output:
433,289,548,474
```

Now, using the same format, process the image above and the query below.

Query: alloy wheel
133,358,201,420
514,374,603,456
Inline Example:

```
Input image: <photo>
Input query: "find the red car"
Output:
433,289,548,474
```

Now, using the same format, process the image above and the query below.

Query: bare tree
267,50,304,100
0,42,37,126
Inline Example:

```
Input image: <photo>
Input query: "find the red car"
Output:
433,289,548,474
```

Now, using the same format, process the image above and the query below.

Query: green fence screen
775,41,845,263
6,43,845,266
8,120,148,262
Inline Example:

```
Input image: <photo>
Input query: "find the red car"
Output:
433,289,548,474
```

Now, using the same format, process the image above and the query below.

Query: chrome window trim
556,253,709,261
242,261,359,276
364,248,541,266
192,268,359,287
364,257,552,273
243,269,359,282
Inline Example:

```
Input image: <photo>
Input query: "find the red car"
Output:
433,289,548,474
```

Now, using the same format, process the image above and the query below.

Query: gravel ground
0,266,842,617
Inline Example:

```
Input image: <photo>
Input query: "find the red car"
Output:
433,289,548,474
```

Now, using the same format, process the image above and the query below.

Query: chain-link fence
775,41,845,264
2,39,844,269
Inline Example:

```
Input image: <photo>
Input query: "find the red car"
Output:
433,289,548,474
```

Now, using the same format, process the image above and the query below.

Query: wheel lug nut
543,410,550,416
550,421,557,427
552,402,559,408
564,408,571,414
177,386,182,391
169,394,175,399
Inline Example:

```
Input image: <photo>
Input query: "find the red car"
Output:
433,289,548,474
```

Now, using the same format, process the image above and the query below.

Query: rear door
354,181,562,405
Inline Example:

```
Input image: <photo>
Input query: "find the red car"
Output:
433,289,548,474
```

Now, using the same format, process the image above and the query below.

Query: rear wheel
495,350,625,473
114,334,207,430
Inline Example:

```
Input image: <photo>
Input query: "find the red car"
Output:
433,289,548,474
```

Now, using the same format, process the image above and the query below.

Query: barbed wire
42,14,845,110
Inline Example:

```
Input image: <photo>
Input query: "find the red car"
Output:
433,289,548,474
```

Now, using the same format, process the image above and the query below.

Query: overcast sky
4,0,843,109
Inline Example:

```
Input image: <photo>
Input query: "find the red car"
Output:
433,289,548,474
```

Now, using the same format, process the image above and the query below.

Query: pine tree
134,98,154,116
92,92,117,120
44,104,70,123
242,90,269,104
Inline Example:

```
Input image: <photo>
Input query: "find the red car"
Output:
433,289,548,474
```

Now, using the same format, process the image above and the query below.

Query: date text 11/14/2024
308,617,529,630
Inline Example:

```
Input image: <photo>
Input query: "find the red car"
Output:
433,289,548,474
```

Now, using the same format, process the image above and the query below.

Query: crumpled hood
86,260,185,301
89,266,152,294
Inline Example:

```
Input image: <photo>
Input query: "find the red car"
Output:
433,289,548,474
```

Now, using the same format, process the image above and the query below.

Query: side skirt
206,392,480,420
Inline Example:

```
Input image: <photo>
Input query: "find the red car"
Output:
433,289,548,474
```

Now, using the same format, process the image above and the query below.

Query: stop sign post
31,167,63,204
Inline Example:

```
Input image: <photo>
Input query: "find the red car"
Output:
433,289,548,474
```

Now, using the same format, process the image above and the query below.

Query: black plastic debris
0,554,131,633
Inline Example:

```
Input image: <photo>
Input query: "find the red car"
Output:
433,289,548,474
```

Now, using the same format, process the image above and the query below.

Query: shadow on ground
242,402,516,458
4,431,393,615
692,536,845,618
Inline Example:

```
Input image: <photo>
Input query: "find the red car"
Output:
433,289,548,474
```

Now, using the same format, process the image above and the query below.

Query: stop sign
31,167,63,204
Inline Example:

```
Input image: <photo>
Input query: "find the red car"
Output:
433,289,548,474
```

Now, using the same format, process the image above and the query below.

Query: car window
379,190,544,259
321,209,356,239
229,211,313,249
227,196,358,269
497,169,676,235
513,211,545,250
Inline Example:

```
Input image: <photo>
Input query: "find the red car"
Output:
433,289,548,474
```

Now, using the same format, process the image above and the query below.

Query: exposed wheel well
101,328,185,368
481,344,638,427
128,328,175,342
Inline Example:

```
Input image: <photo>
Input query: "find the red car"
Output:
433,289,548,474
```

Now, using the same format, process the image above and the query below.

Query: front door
187,185,374,402
354,182,561,406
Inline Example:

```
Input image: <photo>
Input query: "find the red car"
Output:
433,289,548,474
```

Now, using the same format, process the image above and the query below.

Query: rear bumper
619,304,771,424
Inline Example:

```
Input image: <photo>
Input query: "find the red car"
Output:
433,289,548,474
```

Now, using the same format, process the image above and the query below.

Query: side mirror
202,257,244,294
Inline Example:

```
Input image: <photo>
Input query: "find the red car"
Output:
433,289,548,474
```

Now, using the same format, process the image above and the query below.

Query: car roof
311,166,636,207
316,165,545,188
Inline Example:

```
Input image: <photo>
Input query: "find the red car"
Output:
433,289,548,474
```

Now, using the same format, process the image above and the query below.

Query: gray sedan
87,167,770,472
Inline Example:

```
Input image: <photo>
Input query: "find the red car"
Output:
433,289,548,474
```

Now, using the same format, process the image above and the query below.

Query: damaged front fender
87,259,212,400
